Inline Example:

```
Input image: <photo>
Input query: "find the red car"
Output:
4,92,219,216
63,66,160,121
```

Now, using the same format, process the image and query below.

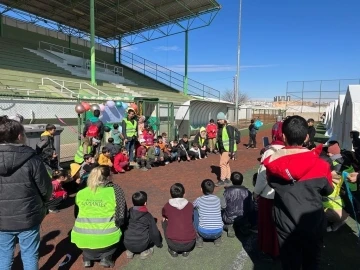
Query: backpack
228,125,241,144
86,123,100,138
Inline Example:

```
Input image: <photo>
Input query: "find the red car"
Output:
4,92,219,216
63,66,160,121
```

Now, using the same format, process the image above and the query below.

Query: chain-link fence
0,94,174,162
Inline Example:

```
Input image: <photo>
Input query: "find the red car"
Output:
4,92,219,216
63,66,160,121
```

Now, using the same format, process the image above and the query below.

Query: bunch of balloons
75,100,138,114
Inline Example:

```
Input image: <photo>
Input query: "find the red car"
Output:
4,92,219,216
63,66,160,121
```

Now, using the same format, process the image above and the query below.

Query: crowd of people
3,109,360,269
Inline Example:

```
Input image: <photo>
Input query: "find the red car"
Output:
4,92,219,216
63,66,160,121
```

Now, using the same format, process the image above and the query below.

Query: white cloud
165,64,278,73
154,46,181,52
122,46,138,51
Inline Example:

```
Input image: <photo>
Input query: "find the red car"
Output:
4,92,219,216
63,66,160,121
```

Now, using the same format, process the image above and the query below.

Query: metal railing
85,60,123,76
39,41,85,59
41,78,110,97
0,86,48,98
121,50,221,101
41,78,79,98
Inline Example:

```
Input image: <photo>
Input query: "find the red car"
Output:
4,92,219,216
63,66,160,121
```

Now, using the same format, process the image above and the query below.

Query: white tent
324,103,332,126
339,85,360,150
325,100,338,137
329,95,346,142
325,101,335,136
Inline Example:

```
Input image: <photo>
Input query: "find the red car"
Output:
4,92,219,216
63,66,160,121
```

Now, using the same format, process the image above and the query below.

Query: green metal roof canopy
0,0,220,39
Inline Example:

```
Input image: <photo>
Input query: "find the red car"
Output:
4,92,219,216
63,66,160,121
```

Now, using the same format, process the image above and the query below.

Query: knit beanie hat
217,112,226,120
327,142,340,155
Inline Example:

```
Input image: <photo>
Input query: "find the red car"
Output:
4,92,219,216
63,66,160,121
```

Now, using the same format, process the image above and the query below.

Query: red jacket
51,180,67,199
162,198,196,243
136,145,147,158
143,132,155,147
206,123,217,139
114,153,129,172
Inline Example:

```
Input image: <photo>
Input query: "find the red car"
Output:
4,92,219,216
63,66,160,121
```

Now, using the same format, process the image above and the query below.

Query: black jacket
36,133,55,155
178,139,190,152
124,206,162,253
0,144,52,231
221,185,254,224
308,126,316,144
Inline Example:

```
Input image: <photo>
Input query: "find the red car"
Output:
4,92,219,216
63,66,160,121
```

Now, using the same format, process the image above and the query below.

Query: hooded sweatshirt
36,130,55,154
255,144,285,199
263,144,333,236
124,206,162,253
162,198,196,243
0,144,52,231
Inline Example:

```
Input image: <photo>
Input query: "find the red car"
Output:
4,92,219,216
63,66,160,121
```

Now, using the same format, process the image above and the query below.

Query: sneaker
49,209,60,213
119,169,126,173
165,161,170,165
99,256,114,268
126,250,134,259
227,226,235,238
140,167,148,171
326,226,333,232
332,217,348,232
140,248,154,260
214,236,222,247
182,252,190,258
224,179,232,186
83,261,92,268
249,226,258,234
168,248,178,258
196,236,204,248
215,180,225,187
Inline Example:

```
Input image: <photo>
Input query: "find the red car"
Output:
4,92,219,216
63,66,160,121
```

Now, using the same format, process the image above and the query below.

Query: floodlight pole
235,0,243,124
90,0,96,85
183,30,189,96
0,14,3,37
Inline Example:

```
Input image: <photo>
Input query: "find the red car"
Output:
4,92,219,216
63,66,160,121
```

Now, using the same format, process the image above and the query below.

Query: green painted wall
2,25,115,64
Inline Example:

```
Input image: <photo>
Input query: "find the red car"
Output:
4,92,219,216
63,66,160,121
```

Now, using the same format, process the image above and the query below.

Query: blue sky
122,0,360,100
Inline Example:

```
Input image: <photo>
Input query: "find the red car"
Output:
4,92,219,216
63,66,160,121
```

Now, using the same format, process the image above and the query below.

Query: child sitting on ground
79,154,98,185
161,132,168,145
114,148,130,173
147,139,164,167
46,170,68,213
193,179,223,247
168,140,179,162
124,191,163,260
178,134,191,162
162,183,196,257
144,128,155,148
104,137,120,158
136,139,150,171
158,136,170,164
221,172,256,237
98,147,113,167
189,143,201,160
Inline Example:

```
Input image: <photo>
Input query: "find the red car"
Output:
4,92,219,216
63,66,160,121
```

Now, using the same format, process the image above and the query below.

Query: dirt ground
10,127,269,270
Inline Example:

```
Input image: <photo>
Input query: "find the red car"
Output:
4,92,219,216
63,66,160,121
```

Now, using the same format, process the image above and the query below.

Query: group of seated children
123,172,257,259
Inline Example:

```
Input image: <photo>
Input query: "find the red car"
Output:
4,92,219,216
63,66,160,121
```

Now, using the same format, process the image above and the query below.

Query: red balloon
75,104,86,114
130,103,138,112
81,101,91,111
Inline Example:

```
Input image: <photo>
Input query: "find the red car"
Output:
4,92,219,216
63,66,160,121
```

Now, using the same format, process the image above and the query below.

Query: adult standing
122,108,138,163
71,166,127,268
253,127,284,259
83,109,104,155
0,116,52,270
215,112,236,187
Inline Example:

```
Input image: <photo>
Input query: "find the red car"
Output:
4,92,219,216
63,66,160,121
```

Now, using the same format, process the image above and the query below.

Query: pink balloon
99,104,105,112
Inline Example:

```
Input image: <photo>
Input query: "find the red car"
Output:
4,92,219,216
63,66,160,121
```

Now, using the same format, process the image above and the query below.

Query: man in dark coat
0,116,52,270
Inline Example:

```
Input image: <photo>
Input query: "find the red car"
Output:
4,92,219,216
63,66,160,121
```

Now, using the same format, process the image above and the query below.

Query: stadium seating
0,37,192,104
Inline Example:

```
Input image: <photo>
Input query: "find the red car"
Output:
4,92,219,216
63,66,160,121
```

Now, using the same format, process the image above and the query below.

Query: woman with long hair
0,116,52,270
71,166,127,268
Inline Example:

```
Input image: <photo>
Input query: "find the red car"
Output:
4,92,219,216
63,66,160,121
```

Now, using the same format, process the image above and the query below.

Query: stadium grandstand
0,0,223,162
0,0,221,104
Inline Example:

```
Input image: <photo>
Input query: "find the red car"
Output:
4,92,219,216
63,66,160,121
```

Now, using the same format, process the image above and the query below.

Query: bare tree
221,89,249,104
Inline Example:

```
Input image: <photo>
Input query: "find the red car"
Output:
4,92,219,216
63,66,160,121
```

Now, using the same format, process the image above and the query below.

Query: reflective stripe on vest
323,159,345,210
71,187,121,249
221,126,237,152
74,145,91,163
124,119,137,137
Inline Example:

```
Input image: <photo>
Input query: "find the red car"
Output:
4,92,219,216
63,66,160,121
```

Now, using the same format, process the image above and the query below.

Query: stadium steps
0,37,192,103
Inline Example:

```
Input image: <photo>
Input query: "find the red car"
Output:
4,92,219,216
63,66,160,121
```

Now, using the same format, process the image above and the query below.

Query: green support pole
90,0,96,85
183,30,189,96
68,35,72,54
0,14,3,37
118,36,122,64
